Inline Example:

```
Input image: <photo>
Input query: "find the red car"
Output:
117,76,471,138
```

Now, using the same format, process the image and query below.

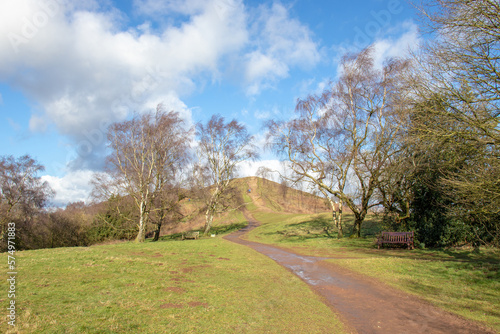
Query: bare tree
148,124,191,241
267,47,409,237
96,106,191,243
256,166,272,183
0,155,54,250
149,180,188,242
195,115,258,235
256,166,273,196
267,105,347,237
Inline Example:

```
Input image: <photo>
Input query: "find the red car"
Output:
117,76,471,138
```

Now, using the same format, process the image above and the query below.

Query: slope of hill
240,177,330,214
160,177,330,236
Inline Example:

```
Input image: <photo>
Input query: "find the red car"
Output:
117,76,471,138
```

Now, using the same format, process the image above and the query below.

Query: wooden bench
182,231,200,240
377,231,414,249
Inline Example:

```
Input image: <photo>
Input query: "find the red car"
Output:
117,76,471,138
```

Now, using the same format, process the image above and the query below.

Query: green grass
246,212,378,256
246,211,500,332
3,192,498,333
242,193,258,212
162,216,249,241
332,252,500,330
1,234,347,333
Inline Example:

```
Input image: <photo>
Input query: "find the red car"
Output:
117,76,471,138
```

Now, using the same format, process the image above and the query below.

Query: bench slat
377,231,414,250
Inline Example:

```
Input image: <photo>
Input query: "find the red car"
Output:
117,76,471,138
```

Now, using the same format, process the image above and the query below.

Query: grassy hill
159,176,331,237
238,176,330,214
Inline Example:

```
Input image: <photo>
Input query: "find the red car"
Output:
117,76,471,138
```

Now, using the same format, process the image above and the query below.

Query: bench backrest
381,231,413,241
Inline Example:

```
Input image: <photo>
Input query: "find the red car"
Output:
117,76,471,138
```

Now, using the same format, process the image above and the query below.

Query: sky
0,0,421,206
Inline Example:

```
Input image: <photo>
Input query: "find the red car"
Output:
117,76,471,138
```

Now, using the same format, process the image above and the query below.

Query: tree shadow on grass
158,222,249,241
262,216,500,272
267,215,385,243
211,222,248,235
263,218,334,243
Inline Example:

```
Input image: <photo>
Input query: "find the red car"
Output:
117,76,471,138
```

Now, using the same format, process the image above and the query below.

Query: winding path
224,213,495,334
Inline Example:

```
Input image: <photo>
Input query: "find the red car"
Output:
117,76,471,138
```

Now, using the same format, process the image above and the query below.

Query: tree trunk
337,200,344,238
152,208,166,242
351,217,362,238
204,206,215,236
204,194,217,235
135,200,147,243
0,223,5,249
327,197,343,238
152,223,161,242
204,187,221,236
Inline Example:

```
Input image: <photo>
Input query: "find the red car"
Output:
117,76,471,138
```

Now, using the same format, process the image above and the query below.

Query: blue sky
0,0,420,206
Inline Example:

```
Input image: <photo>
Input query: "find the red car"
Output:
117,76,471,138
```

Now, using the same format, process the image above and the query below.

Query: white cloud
315,78,330,95
28,114,48,132
0,0,323,172
238,159,283,180
371,21,420,67
133,0,243,30
253,109,271,120
296,77,331,98
243,2,320,95
42,170,95,206
245,51,288,84
0,0,247,170
333,21,421,79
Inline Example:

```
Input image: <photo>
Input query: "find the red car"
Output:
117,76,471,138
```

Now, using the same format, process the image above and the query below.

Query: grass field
1,226,347,334
1,180,499,333
245,211,500,332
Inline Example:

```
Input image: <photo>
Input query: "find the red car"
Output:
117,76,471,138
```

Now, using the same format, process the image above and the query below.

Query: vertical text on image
7,222,17,327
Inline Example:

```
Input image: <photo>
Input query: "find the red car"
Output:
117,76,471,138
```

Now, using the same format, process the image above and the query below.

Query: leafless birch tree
267,47,409,237
97,106,191,242
195,115,257,235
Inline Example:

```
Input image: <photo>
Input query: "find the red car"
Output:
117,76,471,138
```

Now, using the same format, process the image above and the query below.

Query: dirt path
224,213,495,334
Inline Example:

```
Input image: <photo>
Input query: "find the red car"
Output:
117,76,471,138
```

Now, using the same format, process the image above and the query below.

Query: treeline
0,154,139,251
0,156,106,250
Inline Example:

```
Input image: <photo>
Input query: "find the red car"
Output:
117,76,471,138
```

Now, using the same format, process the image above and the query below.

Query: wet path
224,214,494,334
